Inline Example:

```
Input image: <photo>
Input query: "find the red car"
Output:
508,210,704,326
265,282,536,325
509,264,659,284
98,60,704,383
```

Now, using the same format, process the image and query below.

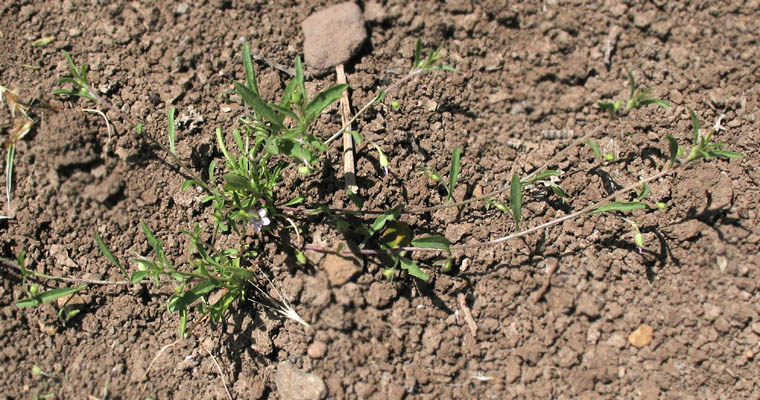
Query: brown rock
307,341,327,359
628,324,654,348
302,2,367,75
275,361,327,400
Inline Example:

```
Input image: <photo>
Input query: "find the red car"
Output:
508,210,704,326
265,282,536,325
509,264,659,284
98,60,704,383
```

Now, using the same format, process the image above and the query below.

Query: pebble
628,324,654,348
302,2,367,75
308,341,327,359
275,361,327,400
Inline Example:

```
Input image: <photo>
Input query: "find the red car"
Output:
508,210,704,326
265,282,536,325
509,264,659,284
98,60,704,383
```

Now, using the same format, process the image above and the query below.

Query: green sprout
599,71,671,119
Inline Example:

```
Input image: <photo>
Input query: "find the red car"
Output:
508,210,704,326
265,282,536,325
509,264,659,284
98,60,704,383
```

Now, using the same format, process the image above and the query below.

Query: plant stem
0,256,131,285
301,160,686,255
324,68,426,146
283,125,607,216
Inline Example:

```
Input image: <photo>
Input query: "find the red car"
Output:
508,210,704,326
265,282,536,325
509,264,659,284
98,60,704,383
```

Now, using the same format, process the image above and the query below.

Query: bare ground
1,1,759,399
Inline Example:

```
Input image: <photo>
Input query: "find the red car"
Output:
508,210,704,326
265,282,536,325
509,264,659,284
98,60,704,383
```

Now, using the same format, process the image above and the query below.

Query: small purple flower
249,208,271,232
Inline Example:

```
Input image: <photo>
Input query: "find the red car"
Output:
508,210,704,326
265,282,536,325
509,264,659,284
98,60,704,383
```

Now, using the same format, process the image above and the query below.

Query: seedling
421,147,461,201
599,71,671,118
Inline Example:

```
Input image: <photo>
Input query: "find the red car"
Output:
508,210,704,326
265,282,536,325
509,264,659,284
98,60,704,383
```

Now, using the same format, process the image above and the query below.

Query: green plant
48,36,744,343
420,147,462,201
599,71,671,118
14,251,86,314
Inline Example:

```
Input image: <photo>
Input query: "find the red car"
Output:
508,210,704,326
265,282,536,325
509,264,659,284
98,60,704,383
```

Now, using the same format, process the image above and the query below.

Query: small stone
275,361,327,400
175,3,190,15
628,324,654,348
307,341,327,359
302,2,367,75
322,253,360,286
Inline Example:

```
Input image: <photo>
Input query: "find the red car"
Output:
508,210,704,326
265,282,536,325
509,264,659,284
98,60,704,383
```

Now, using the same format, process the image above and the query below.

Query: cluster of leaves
96,224,255,337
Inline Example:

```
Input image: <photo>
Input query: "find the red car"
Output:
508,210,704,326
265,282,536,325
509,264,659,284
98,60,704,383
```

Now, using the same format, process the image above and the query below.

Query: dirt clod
322,253,361,286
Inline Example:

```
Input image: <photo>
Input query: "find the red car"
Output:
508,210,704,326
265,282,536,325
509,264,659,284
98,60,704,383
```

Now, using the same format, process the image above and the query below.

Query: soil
1,1,759,399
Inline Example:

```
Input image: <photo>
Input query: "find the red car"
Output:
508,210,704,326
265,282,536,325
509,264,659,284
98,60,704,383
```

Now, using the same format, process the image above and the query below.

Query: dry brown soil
1,1,759,399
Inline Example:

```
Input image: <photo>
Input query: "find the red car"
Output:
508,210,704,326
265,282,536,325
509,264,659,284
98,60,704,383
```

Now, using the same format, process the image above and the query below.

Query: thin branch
202,342,233,400
0,256,131,285
300,161,684,256
324,68,426,146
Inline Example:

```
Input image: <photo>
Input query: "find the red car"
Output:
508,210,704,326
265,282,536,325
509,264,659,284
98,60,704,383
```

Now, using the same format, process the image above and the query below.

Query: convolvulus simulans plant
9,38,742,338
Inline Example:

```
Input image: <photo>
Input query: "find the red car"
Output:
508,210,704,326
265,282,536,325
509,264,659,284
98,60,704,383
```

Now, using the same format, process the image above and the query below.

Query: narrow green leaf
590,201,648,215
270,104,299,121
709,149,743,159
411,235,451,251
304,84,348,123
16,285,86,308
413,38,423,69
348,130,362,146
130,270,150,283
584,139,601,160
168,281,216,313
637,183,651,200
242,42,259,96
167,106,177,156
295,56,305,104
666,135,680,167
627,70,637,100
640,98,671,108
178,309,187,338
234,82,283,128
223,173,250,191
373,144,389,171
280,77,298,109
550,185,568,201
448,147,462,200
346,189,364,209
523,170,561,186
282,195,305,207
510,173,523,232
367,205,403,239
94,233,128,278
216,127,233,164
689,108,700,145
140,222,162,254
399,256,429,281
232,128,245,154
